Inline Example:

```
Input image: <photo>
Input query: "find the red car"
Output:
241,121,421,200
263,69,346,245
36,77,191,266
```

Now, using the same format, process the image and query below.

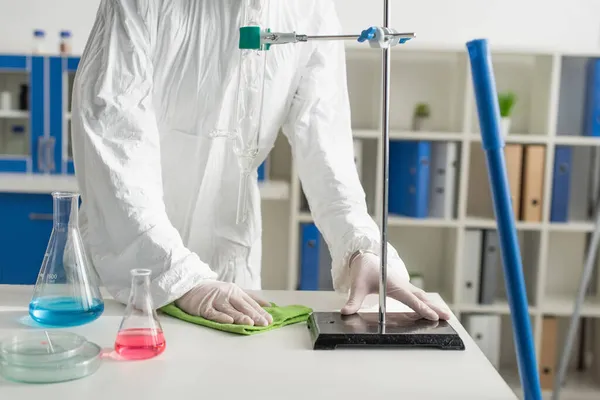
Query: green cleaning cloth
160,303,313,336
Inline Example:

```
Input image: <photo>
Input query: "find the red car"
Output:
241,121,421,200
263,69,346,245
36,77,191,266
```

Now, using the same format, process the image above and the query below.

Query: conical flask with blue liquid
29,192,104,326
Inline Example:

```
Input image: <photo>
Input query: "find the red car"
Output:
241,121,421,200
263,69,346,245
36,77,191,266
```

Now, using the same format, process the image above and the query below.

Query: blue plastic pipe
466,39,542,400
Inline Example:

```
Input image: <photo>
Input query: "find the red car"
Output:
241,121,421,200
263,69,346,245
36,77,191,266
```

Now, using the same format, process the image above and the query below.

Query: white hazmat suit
72,0,450,322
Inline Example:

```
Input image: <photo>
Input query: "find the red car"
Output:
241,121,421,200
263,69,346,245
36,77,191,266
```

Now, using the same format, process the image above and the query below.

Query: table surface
0,285,518,400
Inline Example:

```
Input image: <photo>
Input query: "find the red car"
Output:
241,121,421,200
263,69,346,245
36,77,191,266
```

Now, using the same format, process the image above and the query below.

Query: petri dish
0,331,87,365
0,340,102,383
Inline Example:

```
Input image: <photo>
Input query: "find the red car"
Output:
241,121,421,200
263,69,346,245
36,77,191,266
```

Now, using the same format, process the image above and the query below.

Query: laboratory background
1,0,600,398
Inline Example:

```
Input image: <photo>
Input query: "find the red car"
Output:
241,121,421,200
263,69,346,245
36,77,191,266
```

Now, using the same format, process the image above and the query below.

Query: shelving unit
0,55,44,172
278,45,600,399
3,44,600,398
0,110,29,119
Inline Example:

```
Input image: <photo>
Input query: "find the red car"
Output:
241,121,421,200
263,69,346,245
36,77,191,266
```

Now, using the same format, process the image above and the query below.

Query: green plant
498,92,517,117
414,103,430,118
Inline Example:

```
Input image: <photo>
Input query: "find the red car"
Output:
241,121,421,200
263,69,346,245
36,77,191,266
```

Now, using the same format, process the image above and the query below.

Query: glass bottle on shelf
59,31,72,56
32,30,45,54
1,91,11,111
114,269,166,360
29,192,104,327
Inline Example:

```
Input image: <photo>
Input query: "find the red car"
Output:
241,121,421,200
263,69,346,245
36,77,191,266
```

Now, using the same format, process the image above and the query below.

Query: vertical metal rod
379,0,391,326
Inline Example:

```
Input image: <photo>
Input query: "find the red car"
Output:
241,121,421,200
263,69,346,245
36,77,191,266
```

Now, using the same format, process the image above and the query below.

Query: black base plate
307,311,465,350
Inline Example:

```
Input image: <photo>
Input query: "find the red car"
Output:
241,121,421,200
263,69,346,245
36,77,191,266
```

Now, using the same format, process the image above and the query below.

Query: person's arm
282,3,450,321
281,1,407,294
71,0,216,307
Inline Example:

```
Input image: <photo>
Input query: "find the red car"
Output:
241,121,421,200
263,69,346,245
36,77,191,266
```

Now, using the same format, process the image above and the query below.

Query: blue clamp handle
358,27,377,43
357,26,412,45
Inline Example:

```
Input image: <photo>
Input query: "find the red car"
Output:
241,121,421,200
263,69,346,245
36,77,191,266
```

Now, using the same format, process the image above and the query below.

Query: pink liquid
114,328,166,360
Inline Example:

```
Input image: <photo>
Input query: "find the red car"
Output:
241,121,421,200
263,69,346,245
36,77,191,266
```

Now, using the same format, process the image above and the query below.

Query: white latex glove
175,281,274,326
341,252,452,321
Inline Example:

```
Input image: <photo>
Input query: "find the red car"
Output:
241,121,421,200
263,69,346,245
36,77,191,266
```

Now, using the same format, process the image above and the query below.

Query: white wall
335,0,600,50
1,0,600,54
0,0,101,54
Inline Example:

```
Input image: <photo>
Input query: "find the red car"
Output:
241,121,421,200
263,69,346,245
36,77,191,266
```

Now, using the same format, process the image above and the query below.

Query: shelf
554,136,600,146
300,216,595,232
458,300,536,315
388,216,459,228
390,130,464,141
344,43,600,57
345,43,600,57
541,296,600,318
352,129,380,139
258,180,290,200
298,213,313,222
352,129,464,141
0,173,77,194
0,173,289,201
0,110,29,119
298,212,387,224
464,217,543,231
549,221,596,233
470,134,549,144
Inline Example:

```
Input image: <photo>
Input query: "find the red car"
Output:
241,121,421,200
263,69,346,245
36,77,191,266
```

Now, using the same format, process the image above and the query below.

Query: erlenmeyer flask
114,269,165,360
29,192,104,327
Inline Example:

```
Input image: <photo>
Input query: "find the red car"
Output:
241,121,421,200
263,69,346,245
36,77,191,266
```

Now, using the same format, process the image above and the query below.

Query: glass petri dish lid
0,340,102,383
0,331,87,365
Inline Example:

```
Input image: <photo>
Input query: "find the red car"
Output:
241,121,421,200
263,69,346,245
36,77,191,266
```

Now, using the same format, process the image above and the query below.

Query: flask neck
53,193,79,227
130,273,153,311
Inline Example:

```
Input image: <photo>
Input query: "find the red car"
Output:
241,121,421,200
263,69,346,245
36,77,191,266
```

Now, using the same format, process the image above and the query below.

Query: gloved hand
175,281,274,326
341,252,452,321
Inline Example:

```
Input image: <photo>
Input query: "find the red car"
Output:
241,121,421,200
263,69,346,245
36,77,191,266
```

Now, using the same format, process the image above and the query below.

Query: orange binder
539,316,558,390
504,145,524,219
521,145,546,222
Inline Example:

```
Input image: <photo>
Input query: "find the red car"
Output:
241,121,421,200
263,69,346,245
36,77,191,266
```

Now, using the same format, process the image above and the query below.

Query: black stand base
307,312,465,350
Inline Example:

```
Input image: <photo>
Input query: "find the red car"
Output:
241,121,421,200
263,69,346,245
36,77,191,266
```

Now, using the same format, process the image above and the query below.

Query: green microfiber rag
160,303,313,336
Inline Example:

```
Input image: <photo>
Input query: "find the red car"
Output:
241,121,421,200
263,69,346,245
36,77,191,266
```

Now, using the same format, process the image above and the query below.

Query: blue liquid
29,297,104,327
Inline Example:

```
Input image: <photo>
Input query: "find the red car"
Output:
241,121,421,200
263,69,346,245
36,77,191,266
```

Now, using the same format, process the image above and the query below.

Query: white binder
462,229,483,304
479,230,499,304
464,314,502,369
429,142,458,218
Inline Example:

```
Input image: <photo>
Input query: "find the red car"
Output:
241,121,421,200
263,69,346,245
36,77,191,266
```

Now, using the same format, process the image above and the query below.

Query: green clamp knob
239,26,271,51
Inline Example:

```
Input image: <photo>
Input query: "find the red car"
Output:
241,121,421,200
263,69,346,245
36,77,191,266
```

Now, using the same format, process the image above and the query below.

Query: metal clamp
358,26,413,49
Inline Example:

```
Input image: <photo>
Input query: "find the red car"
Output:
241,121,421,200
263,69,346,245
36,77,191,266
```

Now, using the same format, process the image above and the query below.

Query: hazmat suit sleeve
71,0,217,308
282,1,408,294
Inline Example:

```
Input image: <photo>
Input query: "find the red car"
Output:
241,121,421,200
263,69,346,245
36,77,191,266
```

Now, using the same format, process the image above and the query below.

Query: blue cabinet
0,55,46,173
298,223,333,291
0,193,53,284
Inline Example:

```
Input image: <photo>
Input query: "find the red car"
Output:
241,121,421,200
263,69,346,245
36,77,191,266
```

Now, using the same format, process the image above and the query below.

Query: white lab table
0,285,517,399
